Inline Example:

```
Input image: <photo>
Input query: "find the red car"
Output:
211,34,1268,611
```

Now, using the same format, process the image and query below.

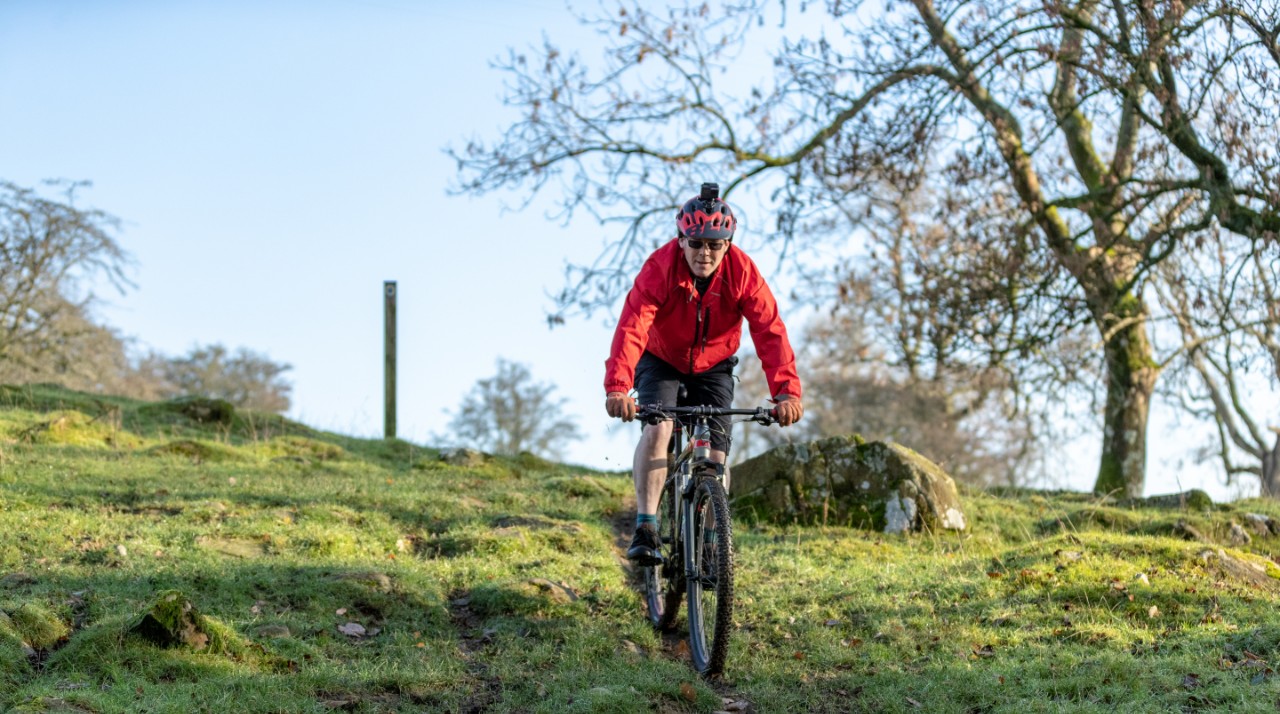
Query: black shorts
634,351,737,453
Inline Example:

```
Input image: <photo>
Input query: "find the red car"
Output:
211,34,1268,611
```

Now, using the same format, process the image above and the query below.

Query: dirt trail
610,499,756,713
447,589,503,714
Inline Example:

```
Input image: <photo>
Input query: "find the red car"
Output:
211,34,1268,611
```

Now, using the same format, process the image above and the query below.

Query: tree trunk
1261,432,1280,499
1091,303,1160,498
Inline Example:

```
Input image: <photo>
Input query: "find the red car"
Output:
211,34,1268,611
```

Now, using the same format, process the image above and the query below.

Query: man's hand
773,395,804,426
606,391,637,421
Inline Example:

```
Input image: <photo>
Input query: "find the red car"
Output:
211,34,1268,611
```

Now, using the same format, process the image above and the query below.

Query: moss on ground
3,384,1280,712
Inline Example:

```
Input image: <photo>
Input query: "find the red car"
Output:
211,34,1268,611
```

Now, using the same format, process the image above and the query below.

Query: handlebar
635,404,777,426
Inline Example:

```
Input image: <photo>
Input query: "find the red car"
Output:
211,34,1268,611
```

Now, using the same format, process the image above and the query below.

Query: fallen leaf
680,682,697,702
724,699,749,712
674,639,691,659
841,637,863,648
337,622,366,637
415,642,425,648
1183,673,1201,690
794,650,806,660
336,608,347,615
228,477,237,485
1148,606,1160,618
973,644,996,658
906,696,923,708
986,571,1003,579
619,639,644,657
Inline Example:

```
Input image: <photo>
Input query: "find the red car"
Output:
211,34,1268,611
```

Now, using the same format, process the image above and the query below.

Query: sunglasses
683,236,729,252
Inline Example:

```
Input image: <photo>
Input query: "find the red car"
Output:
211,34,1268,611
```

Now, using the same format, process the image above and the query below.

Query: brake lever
636,405,667,425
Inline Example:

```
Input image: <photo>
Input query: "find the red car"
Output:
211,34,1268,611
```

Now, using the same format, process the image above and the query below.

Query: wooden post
384,280,397,439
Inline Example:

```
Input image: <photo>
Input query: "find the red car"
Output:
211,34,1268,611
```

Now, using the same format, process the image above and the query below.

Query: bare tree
735,296,1041,486
0,180,132,373
451,0,1279,497
1156,231,1280,495
154,344,293,413
442,358,583,459
0,297,137,394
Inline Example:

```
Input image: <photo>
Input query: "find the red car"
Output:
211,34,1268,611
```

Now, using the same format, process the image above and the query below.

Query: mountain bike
635,403,778,676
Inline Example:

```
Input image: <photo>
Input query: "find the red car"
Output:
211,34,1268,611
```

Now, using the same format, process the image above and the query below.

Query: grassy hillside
3,384,1280,712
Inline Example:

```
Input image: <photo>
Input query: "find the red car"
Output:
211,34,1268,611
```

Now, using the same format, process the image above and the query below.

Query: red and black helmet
676,182,736,240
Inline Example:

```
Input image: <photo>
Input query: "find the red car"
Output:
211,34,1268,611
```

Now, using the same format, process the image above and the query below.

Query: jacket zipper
690,288,703,374
690,276,716,373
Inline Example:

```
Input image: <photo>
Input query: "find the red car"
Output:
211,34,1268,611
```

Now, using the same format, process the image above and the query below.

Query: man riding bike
604,182,804,563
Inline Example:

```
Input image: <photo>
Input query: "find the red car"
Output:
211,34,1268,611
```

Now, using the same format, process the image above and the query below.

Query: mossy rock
261,435,346,462
128,590,243,655
1123,489,1214,511
469,579,581,617
146,397,236,425
12,410,141,449
3,602,70,649
1199,549,1280,592
732,436,967,533
439,447,487,467
147,439,242,463
545,475,613,498
514,451,555,471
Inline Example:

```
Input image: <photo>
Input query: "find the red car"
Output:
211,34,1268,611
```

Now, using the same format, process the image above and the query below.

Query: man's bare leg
633,421,672,514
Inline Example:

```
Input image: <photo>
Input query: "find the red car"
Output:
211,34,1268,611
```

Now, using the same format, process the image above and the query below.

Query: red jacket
604,239,802,400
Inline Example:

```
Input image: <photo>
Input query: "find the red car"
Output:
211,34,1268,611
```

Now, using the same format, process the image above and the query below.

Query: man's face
680,235,730,279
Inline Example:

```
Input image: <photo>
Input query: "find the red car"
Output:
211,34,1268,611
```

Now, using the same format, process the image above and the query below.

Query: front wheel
686,474,734,675
643,474,682,630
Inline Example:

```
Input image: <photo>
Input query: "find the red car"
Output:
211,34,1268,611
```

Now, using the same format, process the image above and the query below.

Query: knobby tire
686,473,734,675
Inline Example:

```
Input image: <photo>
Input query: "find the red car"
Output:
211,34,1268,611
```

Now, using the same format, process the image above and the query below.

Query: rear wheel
643,471,683,630
685,473,734,675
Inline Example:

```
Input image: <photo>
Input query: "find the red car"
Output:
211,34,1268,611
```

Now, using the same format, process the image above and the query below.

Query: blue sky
0,0,641,466
0,1,1259,499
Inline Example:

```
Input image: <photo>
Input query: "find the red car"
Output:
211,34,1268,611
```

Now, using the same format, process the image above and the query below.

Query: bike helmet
676,182,736,240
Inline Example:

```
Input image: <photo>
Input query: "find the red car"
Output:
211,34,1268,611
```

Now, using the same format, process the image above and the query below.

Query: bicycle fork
680,422,718,583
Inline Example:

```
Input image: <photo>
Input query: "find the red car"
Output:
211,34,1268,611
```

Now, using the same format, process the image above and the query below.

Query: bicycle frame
636,403,775,675
669,416,722,583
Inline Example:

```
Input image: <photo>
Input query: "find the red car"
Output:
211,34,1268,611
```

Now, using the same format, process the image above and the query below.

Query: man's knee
639,422,673,449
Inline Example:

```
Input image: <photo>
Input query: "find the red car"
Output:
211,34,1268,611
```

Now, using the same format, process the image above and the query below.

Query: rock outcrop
732,436,966,533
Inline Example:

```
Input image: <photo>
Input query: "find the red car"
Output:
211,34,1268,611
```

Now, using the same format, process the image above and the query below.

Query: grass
2,384,1280,712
